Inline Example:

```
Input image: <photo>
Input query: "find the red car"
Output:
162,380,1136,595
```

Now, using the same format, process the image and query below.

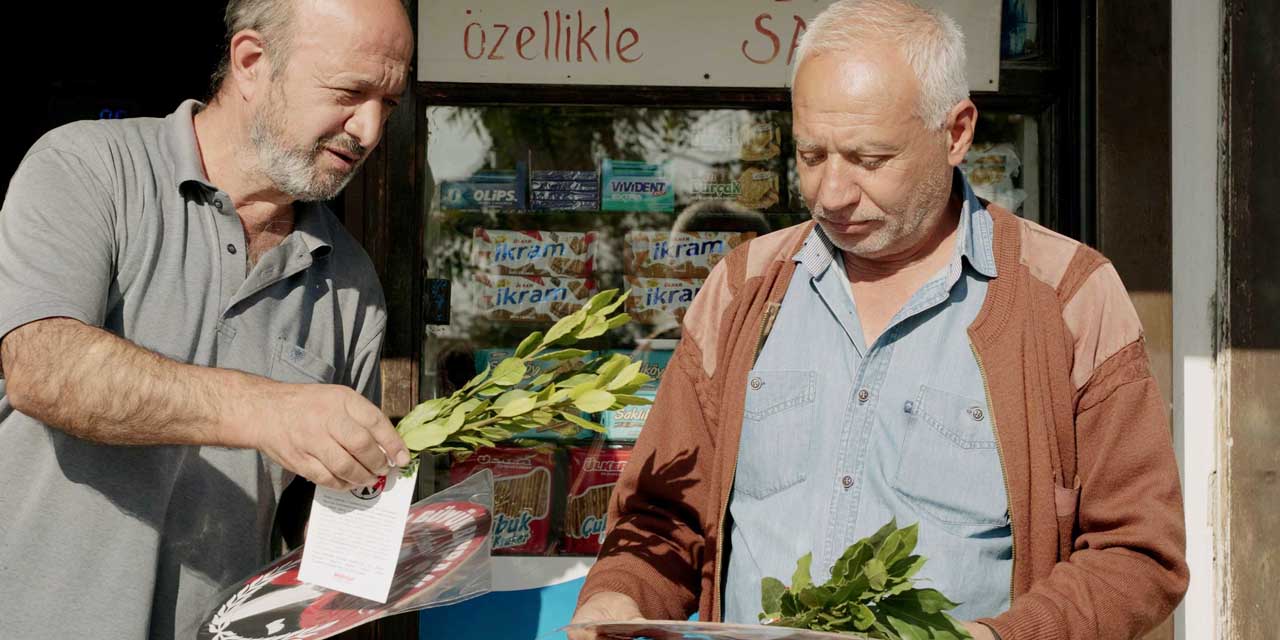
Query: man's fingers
346,392,411,468
300,454,346,491
318,439,378,488
332,420,390,475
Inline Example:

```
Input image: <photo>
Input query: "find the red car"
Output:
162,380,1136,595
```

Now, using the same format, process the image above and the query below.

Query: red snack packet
561,446,632,555
450,446,558,555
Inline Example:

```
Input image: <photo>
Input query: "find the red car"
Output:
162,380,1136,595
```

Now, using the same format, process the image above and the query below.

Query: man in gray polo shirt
0,1,416,638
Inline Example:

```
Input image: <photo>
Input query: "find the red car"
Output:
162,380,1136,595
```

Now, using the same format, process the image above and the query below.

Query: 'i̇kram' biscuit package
561,446,632,555
624,276,704,326
474,274,596,324
624,231,754,279
471,229,596,277
449,446,562,554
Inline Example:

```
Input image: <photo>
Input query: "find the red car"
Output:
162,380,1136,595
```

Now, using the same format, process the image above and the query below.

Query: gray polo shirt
0,100,387,640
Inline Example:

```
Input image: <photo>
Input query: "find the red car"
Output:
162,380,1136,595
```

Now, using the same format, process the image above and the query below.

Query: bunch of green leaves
760,520,971,640
395,289,652,461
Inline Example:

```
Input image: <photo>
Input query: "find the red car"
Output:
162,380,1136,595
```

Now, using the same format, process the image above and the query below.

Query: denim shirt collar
794,169,998,280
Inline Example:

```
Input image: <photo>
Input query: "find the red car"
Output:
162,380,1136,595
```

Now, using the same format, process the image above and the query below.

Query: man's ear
945,98,978,167
228,30,271,103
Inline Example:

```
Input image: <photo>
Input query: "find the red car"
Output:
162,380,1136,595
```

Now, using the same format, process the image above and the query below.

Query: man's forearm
2,317,265,448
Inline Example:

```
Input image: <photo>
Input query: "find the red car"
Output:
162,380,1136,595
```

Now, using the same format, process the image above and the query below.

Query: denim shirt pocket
892,385,1009,533
268,338,337,384
735,370,817,499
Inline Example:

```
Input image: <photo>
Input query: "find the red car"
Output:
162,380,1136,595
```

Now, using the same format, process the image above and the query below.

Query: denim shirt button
749,377,763,390
903,400,915,414
841,475,855,489
857,389,870,403
968,407,984,421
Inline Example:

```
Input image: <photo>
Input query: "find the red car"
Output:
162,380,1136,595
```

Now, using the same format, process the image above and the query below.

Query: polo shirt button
227,244,237,255
857,389,870,403
841,475,855,489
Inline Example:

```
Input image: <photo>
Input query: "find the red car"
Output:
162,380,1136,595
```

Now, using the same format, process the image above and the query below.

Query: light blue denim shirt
724,172,1012,624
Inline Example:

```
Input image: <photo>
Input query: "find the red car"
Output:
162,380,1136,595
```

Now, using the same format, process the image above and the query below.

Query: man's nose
815,157,862,213
344,101,386,152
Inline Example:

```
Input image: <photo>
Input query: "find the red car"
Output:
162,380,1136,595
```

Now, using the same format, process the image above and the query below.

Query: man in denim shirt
573,1,1187,639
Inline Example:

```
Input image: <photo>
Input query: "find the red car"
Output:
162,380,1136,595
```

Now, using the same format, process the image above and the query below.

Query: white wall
1170,0,1222,638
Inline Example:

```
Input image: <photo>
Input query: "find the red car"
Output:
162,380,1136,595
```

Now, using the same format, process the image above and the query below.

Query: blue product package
600,389,656,442
532,170,598,181
601,159,674,213
606,347,672,391
440,165,527,211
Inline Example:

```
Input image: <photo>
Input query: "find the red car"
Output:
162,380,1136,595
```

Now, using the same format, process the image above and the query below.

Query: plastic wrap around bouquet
562,621,869,639
198,471,495,640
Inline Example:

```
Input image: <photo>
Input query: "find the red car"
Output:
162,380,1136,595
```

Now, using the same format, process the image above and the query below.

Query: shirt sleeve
0,144,117,377
349,327,385,406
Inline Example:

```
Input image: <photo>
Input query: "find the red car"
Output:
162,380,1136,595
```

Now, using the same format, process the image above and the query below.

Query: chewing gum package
474,274,596,324
531,170,599,211
602,160,674,213
561,446,633,555
450,446,562,555
624,276,704,326
439,169,527,211
624,231,753,279
471,229,596,277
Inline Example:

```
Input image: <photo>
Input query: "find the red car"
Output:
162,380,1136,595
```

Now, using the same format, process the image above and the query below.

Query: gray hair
791,0,969,129
208,0,298,100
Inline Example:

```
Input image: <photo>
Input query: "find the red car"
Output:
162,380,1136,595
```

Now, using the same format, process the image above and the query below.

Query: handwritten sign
418,1,1000,90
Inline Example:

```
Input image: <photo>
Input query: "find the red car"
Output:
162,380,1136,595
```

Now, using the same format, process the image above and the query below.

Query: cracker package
736,168,781,210
471,229,596,277
740,121,782,162
624,276,704,326
561,446,632,555
624,231,753,279
450,446,562,555
599,389,656,442
474,274,596,324
685,169,743,203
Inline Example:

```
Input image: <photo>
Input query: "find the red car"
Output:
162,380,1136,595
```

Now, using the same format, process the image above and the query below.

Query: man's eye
799,152,825,166
861,157,889,170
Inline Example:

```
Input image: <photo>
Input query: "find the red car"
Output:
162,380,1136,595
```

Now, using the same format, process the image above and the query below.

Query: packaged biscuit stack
561,446,632,555
735,167,781,210
474,273,596,324
471,229,596,277
739,120,782,162
530,170,599,211
624,230,753,280
623,276,703,326
450,446,563,555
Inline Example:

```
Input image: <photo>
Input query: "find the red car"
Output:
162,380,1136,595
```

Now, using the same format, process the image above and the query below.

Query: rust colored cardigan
579,207,1188,640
